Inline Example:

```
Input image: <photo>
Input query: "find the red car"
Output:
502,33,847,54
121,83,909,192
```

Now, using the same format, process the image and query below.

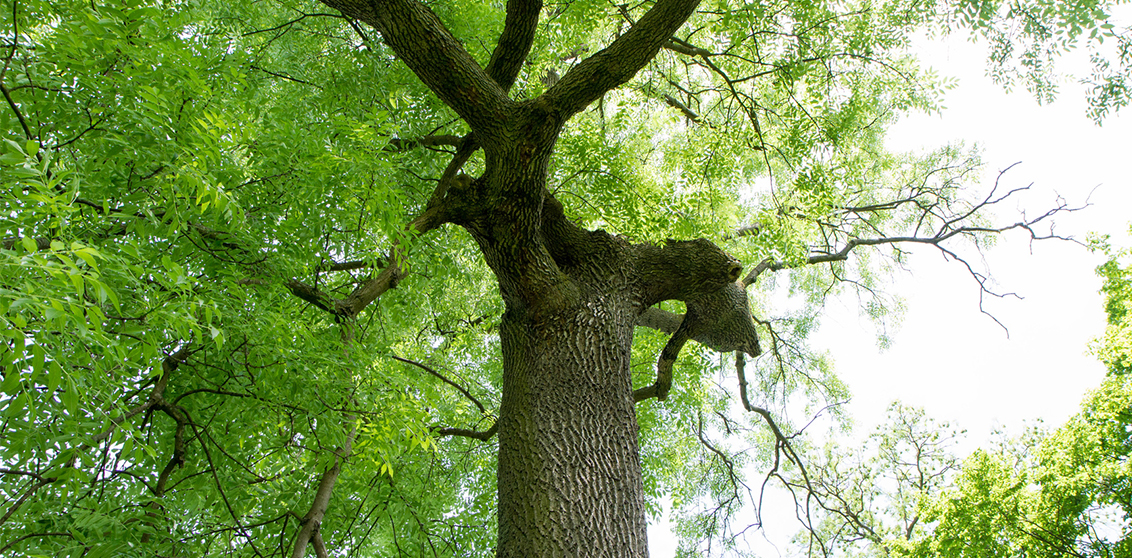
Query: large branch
290,428,353,558
543,0,702,119
411,0,543,207
319,0,512,138
336,204,448,316
484,0,543,92
634,238,742,307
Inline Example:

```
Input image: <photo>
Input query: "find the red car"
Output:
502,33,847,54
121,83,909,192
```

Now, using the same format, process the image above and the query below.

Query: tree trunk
480,194,749,558
312,1,725,556
496,287,648,558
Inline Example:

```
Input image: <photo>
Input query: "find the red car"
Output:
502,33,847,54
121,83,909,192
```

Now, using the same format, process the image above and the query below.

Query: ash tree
0,0,1125,557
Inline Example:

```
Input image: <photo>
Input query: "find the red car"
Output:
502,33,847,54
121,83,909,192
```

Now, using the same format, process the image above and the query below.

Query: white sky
651,19,1132,558
825,34,1132,444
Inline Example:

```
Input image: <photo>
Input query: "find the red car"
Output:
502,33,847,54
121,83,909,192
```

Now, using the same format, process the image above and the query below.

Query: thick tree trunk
496,291,648,558
481,198,751,557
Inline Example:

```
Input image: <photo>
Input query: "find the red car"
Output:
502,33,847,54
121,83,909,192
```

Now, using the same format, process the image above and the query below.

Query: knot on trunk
683,280,761,357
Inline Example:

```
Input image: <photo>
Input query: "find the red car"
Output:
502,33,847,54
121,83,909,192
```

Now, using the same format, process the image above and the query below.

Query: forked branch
739,166,1088,331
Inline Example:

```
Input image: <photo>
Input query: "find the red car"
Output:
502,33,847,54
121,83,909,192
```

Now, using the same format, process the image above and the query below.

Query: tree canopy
1,0,1128,556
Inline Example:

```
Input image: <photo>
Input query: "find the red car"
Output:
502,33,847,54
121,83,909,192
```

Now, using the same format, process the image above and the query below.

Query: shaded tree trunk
496,284,648,557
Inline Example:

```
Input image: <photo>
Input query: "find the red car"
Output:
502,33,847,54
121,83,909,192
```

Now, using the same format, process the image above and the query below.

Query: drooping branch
632,239,761,403
1,345,194,530
635,281,760,403
0,82,34,142
91,346,194,444
389,354,499,441
632,322,689,403
734,351,828,548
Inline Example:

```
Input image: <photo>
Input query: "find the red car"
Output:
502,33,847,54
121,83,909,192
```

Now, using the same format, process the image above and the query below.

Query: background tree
0,0,1126,557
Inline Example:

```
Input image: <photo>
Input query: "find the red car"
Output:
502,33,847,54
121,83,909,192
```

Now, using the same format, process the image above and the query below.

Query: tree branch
291,420,356,558
433,422,498,441
1,235,52,251
318,0,513,139
740,168,1089,333
543,0,702,119
285,280,339,314
389,354,488,415
635,238,743,307
337,203,449,317
636,281,760,404
385,134,462,152
484,0,543,92
633,321,689,403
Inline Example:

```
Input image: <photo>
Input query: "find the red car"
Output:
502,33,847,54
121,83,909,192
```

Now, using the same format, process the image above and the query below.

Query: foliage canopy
1,0,1127,556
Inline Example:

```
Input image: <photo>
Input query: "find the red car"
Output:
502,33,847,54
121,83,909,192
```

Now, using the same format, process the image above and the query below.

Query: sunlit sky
826,33,1132,445
650,17,1132,558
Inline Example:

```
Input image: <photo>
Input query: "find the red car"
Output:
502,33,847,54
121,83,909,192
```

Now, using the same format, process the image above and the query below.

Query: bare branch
432,422,499,441
390,354,488,415
739,169,1090,333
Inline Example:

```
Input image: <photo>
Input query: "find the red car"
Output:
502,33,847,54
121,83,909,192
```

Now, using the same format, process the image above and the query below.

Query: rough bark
495,259,647,557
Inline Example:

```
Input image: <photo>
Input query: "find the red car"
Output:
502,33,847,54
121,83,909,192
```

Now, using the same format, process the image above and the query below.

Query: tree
907,376,1131,558
0,0,1124,556
796,403,964,556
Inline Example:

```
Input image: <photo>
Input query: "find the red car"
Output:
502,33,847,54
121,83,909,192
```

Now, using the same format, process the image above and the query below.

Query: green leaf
1,365,21,395
46,361,62,394
74,246,101,270
63,376,79,415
